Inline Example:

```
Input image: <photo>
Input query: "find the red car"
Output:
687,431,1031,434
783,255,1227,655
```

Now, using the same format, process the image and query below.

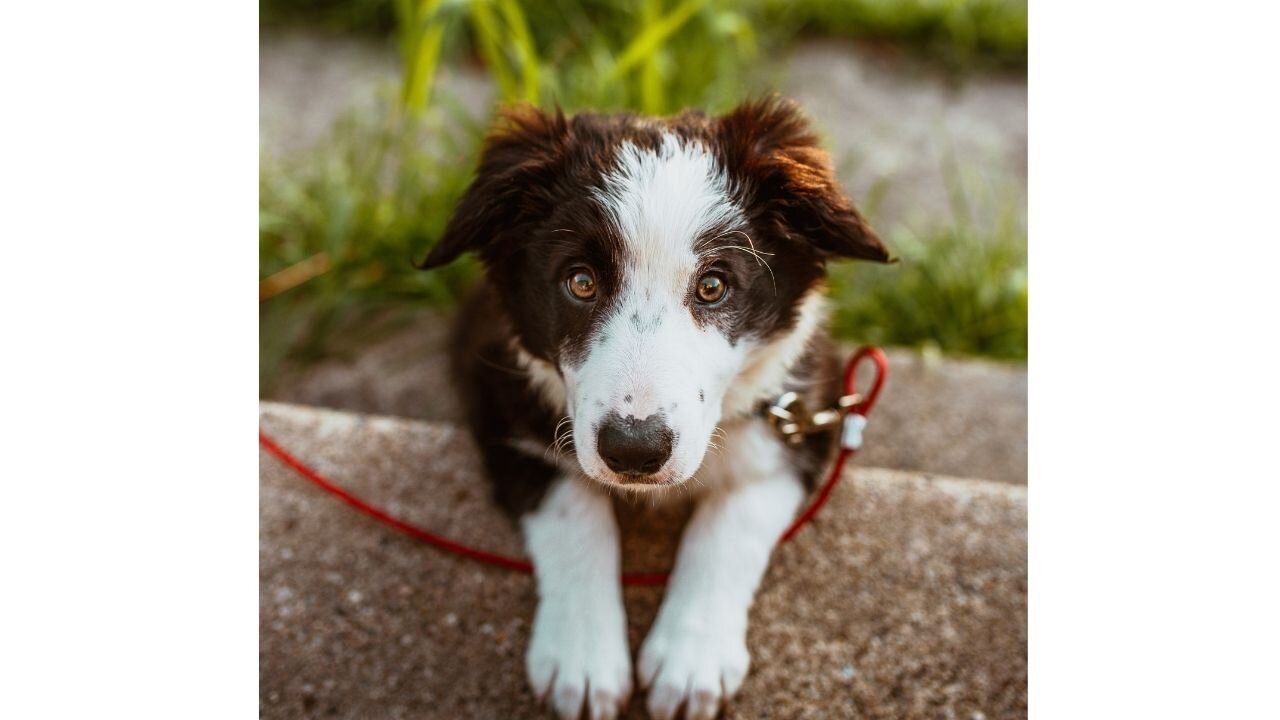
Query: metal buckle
766,391,863,445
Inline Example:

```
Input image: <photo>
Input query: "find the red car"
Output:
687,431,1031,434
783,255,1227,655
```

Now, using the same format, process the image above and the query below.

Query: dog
419,96,890,720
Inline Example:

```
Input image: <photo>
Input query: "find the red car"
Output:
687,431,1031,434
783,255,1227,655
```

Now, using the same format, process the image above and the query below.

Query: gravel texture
260,402,1026,719
258,31,492,158
785,40,1026,236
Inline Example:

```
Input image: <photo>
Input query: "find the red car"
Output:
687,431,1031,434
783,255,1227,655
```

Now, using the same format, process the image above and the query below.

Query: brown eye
696,272,727,304
566,269,597,300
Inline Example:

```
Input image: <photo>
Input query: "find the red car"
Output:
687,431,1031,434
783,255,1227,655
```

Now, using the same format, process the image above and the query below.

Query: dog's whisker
545,416,577,463
696,230,777,295
699,229,769,256
550,436,574,460
710,245,777,293
475,353,529,376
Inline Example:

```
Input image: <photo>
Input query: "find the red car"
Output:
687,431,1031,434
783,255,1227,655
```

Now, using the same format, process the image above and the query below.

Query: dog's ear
717,96,892,263
417,105,570,270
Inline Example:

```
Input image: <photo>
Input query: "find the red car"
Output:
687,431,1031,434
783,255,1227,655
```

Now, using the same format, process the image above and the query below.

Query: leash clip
765,345,888,448
767,392,863,446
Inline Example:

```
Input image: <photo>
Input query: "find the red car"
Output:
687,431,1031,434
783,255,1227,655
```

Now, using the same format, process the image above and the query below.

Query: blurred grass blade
639,0,663,113
496,0,541,103
394,0,414,60
260,252,332,301
610,0,706,79
469,0,519,102
400,0,448,114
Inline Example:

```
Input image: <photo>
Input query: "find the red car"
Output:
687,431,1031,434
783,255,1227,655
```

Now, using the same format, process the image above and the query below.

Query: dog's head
422,98,889,488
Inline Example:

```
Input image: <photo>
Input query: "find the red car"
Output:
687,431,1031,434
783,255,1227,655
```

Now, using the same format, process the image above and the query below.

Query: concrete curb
260,401,1026,719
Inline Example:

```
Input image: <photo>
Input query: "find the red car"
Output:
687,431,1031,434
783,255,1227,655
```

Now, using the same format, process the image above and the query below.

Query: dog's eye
566,269,597,301
695,272,728,304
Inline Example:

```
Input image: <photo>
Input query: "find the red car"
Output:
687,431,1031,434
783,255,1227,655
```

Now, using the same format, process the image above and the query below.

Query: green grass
259,104,483,384
262,0,1027,70
259,0,1028,385
386,0,767,117
762,0,1026,70
829,222,1027,360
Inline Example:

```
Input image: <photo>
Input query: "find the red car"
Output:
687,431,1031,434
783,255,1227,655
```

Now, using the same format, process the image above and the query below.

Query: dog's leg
523,475,631,720
638,433,805,720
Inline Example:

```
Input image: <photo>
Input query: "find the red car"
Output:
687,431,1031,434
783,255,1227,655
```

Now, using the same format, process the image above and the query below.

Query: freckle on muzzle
596,411,673,481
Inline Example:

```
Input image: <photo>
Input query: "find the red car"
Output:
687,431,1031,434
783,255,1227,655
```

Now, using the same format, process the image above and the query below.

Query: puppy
420,97,890,719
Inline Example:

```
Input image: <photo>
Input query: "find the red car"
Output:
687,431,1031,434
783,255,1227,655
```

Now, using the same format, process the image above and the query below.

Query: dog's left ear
717,97,892,263
418,105,570,270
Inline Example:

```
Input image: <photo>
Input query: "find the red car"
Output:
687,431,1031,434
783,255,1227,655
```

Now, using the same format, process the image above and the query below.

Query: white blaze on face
567,134,748,485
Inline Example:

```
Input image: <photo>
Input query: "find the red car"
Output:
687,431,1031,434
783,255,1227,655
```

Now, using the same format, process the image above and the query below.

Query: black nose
597,412,673,477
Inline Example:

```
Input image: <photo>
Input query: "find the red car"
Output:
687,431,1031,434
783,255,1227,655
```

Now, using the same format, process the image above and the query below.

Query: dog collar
764,390,864,447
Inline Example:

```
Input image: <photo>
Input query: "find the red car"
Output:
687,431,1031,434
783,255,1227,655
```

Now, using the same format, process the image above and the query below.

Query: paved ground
258,32,493,158
261,402,1027,720
785,40,1026,236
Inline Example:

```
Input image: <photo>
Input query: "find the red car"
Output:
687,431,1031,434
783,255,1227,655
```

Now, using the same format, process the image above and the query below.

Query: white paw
637,614,749,720
526,594,632,720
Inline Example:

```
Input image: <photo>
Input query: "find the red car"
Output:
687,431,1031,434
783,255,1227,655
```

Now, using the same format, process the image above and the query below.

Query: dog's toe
526,596,630,720
640,622,749,720
552,680,585,720
685,685,721,720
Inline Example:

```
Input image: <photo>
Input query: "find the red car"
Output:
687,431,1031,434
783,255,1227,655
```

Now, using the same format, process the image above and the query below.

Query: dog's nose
597,413,673,477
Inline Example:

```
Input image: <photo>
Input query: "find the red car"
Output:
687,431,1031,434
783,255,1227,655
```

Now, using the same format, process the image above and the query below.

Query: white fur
638,420,806,719
565,134,749,485
512,340,568,412
511,131,832,720
516,289,827,431
523,477,632,720
595,134,741,271
721,288,830,419
512,135,830,491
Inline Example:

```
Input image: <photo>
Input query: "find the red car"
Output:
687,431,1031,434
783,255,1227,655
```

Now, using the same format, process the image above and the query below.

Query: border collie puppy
420,97,890,720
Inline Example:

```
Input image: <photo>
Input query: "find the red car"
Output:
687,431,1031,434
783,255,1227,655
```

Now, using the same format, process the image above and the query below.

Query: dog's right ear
417,106,569,270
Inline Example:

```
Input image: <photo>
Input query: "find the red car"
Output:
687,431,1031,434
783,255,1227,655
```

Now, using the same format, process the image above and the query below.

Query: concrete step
260,401,1027,719
264,312,1027,484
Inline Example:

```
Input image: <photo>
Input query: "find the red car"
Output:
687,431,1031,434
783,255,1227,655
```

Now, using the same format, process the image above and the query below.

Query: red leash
259,346,888,587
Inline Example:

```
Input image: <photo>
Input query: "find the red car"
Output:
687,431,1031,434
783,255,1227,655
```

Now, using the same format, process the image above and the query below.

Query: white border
1,1,1279,718
1032,1,1280,717
1,2,257,717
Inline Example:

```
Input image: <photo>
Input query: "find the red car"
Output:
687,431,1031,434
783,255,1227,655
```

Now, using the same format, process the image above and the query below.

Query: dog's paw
526,594,632,720
637,612,749,720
